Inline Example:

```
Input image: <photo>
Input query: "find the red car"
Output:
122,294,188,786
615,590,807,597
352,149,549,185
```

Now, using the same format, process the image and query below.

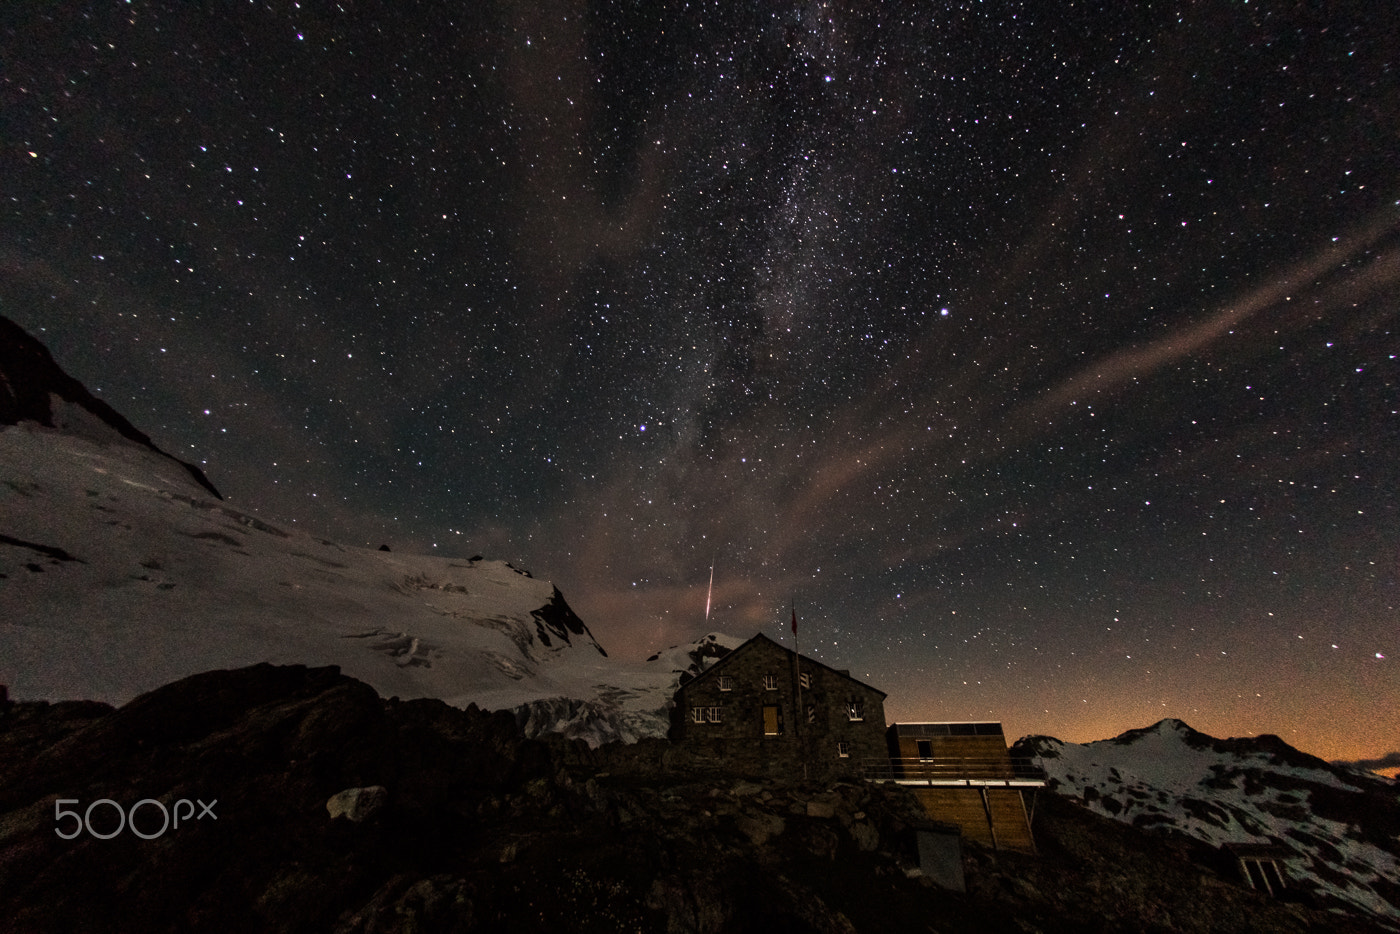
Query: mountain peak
0,314,222,499
529,585,607,657
1096,718,1212,750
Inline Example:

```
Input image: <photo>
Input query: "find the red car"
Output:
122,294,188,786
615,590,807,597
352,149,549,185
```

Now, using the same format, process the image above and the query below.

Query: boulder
850,821,880,852
326,786,387,822
737,811,786,846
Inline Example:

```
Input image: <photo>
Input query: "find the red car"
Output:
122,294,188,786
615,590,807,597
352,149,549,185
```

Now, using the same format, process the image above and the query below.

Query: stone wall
671,635,887,781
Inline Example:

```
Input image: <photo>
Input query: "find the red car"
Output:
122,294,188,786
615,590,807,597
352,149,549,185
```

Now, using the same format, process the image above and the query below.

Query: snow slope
507,632,743,746
0,419,734,745
1018,719,1400,926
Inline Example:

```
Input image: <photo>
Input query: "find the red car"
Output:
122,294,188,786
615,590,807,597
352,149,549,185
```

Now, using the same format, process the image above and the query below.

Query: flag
791,606,798,636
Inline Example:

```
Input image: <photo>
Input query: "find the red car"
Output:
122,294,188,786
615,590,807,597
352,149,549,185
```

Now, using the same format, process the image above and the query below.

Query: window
846,700,865,722
691,706,722,723
691,706,704,724
799,672,811,689
762,673,778,691
806,704,816,724
1242,859,1287,896
762,704,783,736
917,740,933,760
837,741,851,758
718,675,734,692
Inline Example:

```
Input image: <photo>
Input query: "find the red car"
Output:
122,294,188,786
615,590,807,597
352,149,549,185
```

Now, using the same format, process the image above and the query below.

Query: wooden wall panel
911,787,1035,852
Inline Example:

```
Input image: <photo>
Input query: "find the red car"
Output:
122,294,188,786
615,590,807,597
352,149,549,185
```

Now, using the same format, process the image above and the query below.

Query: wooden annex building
881,722,1042,853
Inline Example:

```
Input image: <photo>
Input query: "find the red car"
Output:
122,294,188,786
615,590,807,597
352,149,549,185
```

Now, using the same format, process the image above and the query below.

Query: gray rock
326,785,387,822
850,820,880,852
737,812,786,846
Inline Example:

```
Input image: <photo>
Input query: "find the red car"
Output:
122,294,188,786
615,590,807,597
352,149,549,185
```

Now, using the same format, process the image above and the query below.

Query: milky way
2,1,1396,766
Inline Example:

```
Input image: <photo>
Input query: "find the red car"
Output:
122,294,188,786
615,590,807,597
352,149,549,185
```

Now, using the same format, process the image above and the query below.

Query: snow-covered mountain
510,632,742,746
0,315,737,746
1015,719,1400,926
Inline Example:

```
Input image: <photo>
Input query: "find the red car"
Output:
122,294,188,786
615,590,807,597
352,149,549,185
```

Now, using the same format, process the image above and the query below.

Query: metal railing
861,756,1048,785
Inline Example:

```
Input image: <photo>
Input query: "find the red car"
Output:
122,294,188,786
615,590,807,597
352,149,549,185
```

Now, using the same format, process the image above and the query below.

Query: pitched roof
889,722,1005,737
678,632,888,698
1223,842,1296,861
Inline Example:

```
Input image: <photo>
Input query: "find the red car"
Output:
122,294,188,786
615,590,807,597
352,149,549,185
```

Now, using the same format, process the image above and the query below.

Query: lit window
762,674,778,691
705,706,723,723
799,672,811,689
846,700,864,722
806,704,816,724
691,707,704,724
718,675,734,692
763,704,782,735
837,741,851,758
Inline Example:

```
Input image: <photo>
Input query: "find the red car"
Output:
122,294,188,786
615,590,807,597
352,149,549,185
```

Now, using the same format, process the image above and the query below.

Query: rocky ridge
1,664,1388,933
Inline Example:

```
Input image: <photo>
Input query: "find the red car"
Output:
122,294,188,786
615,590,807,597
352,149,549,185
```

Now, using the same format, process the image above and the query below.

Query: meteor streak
705,561,715,624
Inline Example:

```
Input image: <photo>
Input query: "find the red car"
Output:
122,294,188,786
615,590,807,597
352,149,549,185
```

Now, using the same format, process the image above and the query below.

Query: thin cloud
1334,751,1400,773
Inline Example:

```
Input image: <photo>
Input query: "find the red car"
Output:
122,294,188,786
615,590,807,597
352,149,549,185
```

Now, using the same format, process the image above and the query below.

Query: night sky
3,2,1397,768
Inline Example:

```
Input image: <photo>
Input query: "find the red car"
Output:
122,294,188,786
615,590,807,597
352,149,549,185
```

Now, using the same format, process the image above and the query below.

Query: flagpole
791,594,798,658
792,595,807,781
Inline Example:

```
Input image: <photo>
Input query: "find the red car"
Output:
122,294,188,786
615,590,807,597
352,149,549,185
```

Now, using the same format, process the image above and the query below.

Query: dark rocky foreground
0,666,1386,933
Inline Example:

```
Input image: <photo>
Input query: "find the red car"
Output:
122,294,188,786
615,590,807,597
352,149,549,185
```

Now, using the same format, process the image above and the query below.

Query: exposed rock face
0,313,222,499
0,666,1389,933
656,632,738,684
327,786,389,822
529,586,606,656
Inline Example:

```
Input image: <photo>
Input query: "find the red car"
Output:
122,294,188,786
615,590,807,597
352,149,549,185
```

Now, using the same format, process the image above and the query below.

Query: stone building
670,633,887,780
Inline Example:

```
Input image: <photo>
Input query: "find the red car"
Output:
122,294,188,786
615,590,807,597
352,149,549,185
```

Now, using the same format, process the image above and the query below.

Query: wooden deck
861,756,1048,787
